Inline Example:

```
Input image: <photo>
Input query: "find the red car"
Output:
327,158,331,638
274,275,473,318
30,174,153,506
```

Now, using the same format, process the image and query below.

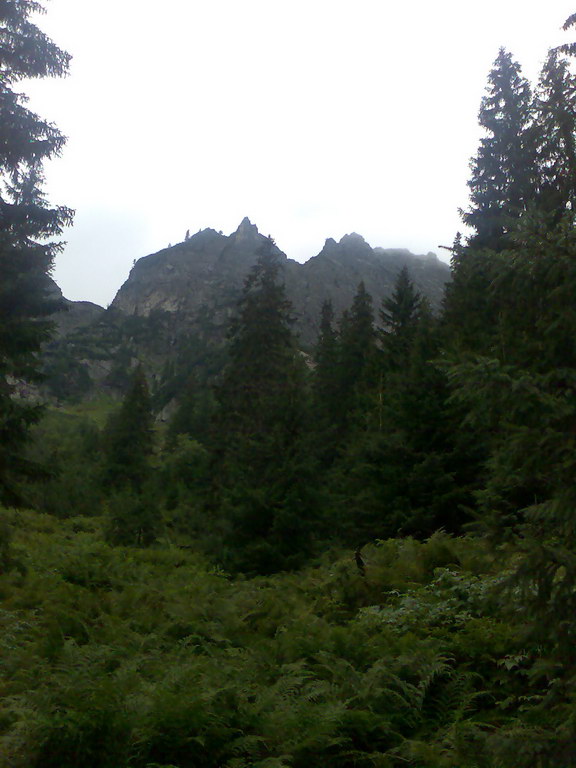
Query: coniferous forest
3,4,576,767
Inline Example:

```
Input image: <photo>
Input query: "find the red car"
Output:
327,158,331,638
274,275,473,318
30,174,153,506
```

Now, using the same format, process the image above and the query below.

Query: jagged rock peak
317,233,371,261
234,217,259,239
339,232,369,247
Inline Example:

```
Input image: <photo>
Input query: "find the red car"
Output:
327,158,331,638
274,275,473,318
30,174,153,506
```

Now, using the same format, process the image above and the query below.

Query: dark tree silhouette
0,1,73,503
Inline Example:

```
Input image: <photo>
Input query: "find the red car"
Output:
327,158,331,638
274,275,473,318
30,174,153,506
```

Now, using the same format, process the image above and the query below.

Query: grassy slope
57,397,119,428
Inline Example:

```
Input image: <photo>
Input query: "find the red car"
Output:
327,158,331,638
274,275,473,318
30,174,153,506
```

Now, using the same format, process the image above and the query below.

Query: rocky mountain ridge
109,218,449,343
44,218,450,404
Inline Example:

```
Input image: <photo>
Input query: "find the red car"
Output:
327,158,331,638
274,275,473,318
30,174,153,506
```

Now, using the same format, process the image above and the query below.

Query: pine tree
102,366,154,492
311,300,341,458
212,238,313,573
314,299,338,400
334,289,468,544
337,282,377,425
309,297,369,478
441,235,498,353
215,238,303,448
0,1,73,503
533,50,576,216
444,213,576,659
379,266,422,367
167,374,214,446
461,49,535,250
341,282,375,374
444,52,536,353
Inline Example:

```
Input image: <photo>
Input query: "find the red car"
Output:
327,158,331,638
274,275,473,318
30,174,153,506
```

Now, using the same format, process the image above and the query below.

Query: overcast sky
25,0,575,307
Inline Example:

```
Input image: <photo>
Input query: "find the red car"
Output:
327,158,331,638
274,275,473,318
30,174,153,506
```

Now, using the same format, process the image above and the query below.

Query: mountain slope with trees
41,220,449,406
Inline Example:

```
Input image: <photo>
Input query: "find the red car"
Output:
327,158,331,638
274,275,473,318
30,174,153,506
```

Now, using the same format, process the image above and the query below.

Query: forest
2,3,576,767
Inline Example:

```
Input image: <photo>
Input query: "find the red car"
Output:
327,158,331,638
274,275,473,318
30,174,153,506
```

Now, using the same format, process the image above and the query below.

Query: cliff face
286,234,449,344
44,219,450,403
110,218,449,345
111,219,280,312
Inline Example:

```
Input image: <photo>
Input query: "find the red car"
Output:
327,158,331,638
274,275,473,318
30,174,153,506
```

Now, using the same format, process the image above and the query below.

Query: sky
24,0,575,307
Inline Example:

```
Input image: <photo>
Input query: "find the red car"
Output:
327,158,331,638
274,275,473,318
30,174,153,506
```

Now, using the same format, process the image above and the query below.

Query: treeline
23,43,576,593
15,36,576,696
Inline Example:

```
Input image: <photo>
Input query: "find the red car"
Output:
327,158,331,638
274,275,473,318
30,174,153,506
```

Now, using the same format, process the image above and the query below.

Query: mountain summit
110,220,448,335
233,216,260,239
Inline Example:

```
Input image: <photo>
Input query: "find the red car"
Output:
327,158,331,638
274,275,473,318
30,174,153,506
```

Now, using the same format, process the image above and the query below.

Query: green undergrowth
57,397,120,428
0,510,571,767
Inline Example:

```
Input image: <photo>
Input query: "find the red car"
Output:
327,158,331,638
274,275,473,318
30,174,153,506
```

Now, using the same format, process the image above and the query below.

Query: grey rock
44,219,450,403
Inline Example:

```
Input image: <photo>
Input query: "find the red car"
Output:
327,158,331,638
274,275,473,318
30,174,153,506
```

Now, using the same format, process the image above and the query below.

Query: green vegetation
1,509,569,768
3,5,576,767
58,396,120,428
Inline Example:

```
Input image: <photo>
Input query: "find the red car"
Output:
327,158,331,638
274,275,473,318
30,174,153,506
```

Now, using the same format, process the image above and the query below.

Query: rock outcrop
44,219,451,403
110,219,449,345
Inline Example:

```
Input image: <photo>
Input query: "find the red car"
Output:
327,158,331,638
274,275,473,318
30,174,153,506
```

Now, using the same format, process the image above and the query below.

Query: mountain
285,233,448,344
110,218,448,343
46,279,105,337
43,219,450,405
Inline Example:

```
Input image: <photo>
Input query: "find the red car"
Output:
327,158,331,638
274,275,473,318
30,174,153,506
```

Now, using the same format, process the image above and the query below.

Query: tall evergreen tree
0,1,73,503
167,373,214,446
336,282,377,427
445,52,535,352
533,50,576,216
379,266,422,367
461,49,535,250
212,238,313,574
444,212,576,661
215,238,301,444
441,235,498,353
314,299,338,402
334,290,468,544
311,299,341,463
341,282,376,375
102,366,154,492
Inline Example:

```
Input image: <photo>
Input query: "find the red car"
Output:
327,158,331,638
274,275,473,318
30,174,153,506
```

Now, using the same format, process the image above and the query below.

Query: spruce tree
212,238,313,574
101,367,158,545
102,366,154,492
444,213,576,660
379,266,422,367
533,50,576,216
461,49,535,250
445,52,535,352
314,299,338,402
0,1,73,503
311,299,341,463
335,291,467,544
336,282,377,426
216,238,298,444
341,282,376,374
